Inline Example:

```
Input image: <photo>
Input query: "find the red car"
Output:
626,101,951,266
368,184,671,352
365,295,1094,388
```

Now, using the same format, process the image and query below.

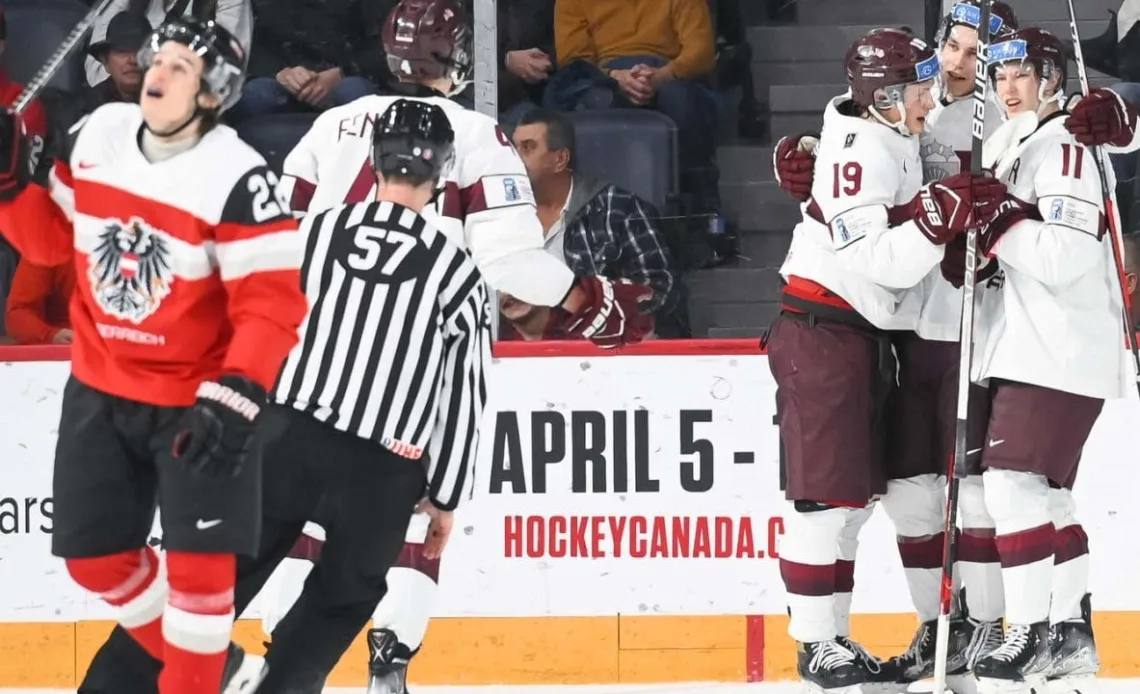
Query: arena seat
233,112,319,173
565,109,679,212
1,0,89,94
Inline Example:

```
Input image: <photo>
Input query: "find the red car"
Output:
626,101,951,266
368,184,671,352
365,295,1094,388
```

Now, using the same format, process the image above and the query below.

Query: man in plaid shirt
506,108,677,339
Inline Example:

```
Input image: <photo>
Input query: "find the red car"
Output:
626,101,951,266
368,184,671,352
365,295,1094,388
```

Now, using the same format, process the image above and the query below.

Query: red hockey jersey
0,102,308,406
0,67,47,172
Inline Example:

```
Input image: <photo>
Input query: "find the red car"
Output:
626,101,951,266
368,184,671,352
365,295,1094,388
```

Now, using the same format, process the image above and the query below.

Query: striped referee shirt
273,200,492,511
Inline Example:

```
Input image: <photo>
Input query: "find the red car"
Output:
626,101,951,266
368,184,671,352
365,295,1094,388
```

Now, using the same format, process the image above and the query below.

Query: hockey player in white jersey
968,27,1131,694
766,27,1006,694
243,1,654,692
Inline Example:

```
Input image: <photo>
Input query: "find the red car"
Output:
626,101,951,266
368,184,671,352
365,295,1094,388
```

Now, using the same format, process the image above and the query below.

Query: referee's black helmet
372,99,456,185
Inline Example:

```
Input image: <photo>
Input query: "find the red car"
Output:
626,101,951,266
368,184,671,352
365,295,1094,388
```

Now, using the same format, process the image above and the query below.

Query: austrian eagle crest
88,218,174,324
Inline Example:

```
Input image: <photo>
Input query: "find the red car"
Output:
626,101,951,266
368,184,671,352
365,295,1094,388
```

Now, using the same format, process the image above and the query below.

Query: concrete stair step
1017,0,1119,22
718,146,775,184
721,182,802,231
690,301,781,335
751,60,844,87
771,112,825,139
687,267,784,303
788,0,924,27
736,233,792,270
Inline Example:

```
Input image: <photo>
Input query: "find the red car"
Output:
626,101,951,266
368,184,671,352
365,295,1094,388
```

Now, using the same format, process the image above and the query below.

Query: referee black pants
78,403,427,694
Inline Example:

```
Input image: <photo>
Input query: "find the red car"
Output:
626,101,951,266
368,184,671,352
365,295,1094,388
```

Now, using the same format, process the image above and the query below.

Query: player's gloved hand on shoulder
773,132,819,202
940,235,999,289
978,196,1034,257
556,275,654,349
0,109,32,202
909,172,1008,245
173,374,266,477
1066,88,1137,147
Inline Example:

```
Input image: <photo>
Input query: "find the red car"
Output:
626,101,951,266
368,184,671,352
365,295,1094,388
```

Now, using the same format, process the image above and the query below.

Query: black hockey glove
172,375,266,478
0,109,31,202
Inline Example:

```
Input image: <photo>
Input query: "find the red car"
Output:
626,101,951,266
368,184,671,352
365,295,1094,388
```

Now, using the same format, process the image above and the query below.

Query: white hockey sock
957,475,1004,622
984,468,1053,625
834,504,873,637
372,511,439,651
779,501,850,644
881,475,945,622
1048,488,1090,624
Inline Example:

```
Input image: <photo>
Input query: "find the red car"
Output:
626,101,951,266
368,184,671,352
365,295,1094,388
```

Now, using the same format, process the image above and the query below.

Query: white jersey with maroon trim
911,87,1002,342
0,101,308,407
972,112,1130,399
278,94,575,308
780,95,944,330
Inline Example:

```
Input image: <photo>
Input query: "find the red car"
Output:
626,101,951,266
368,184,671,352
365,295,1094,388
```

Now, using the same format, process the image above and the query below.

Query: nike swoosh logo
989,438,1005,447
77,161,96,169
196,518,223,530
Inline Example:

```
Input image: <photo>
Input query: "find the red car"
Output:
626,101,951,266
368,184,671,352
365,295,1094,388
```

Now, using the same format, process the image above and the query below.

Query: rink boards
1,341,1139,688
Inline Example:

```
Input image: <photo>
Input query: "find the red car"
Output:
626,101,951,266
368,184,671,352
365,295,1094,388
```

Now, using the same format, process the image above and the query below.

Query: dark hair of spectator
518,109,577,170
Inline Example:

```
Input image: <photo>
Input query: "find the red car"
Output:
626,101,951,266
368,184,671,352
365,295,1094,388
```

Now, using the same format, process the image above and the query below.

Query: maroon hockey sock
67,547,167,661
159,551,236,694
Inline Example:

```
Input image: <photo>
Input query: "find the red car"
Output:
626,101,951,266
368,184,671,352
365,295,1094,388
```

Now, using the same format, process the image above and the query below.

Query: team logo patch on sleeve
88,218,174,324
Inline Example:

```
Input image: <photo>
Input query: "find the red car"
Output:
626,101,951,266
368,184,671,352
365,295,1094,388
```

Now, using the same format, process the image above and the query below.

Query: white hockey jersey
278,94,575,307
972,112,1131,400
780,95,944,330
911,88,1002,342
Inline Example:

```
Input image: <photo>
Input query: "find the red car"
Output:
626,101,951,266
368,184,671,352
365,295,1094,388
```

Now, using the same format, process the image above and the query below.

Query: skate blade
976,674,1047,694
1046,674,1100,694
800,681,865,693
905,674,976,694
221,654,268,694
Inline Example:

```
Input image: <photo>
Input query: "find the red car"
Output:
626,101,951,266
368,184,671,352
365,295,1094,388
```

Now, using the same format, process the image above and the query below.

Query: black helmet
137,17,247,112
372,99,456,184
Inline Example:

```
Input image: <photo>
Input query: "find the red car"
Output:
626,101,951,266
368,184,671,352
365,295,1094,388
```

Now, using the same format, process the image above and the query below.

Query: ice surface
2,683,1138,694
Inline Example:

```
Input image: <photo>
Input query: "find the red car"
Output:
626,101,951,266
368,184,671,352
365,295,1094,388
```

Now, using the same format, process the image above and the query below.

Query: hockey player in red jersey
968,27,1129,693
766,27,1007,693
0,17,306,694
0,8,47,177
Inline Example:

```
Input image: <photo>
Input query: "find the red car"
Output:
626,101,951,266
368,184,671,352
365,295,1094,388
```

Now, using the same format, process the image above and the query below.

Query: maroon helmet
845,28,940,110
988,27,1069,88
936,0,1019,45
381,0,473,92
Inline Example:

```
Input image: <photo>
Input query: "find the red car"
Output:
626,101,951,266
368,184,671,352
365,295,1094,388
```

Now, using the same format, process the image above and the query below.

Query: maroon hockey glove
1067,88,1138,148
909,173,1008,245
0,109,31,202
940,235,999,288
773,132,818,202
978,197,1034,257
556,275,654,349
173,375,267,478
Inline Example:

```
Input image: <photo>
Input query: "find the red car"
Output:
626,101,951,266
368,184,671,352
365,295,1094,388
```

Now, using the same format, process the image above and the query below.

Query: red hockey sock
159,551,237,694
66,547,168,661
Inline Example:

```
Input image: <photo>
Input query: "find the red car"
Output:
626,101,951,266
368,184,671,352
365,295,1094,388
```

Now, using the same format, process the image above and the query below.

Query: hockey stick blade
933,2,992,692
1064,0,1140,398
11,0,117,115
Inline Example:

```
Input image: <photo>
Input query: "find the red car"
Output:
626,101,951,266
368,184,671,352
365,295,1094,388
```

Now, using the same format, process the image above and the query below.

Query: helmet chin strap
869,99,915,137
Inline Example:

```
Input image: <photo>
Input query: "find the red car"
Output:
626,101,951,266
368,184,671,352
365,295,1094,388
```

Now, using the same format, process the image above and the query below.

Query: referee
234,99,492,692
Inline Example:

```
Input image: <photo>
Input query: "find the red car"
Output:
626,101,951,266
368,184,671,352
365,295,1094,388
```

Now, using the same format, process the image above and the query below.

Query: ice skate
797,638,866,693
887,617,973,685
221,643,268,694
838,636,901,693
1045,594,1100,694
366,628,414,694
973,622,1051,694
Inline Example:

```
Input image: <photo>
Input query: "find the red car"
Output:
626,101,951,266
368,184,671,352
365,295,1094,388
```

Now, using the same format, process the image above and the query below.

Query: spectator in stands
549,0,725,261
226,0,391,124
5,260,74,345
86,0,252,86
507,109,677,336
0,6,49,340
498,0,556,127
81,12,151,113
1126,231,1140,328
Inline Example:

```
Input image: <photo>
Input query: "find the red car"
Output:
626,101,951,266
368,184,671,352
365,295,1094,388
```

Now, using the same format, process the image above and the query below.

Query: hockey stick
1065,0,1140,399
10,0,117,115
932,2,992,693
